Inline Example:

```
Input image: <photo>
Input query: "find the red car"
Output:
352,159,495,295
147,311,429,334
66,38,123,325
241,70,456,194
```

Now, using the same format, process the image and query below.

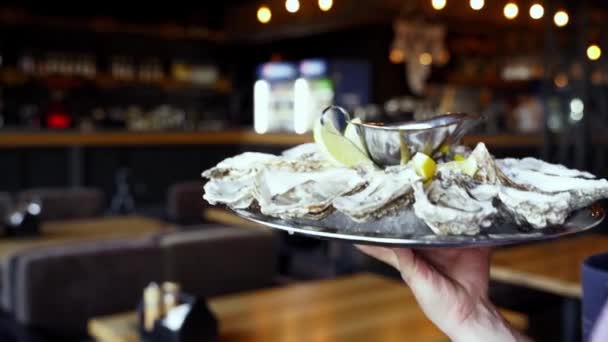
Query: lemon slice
460,157,478,176
440,157,478,176
313,119,373,167
343,118,369,156
412,152,437,181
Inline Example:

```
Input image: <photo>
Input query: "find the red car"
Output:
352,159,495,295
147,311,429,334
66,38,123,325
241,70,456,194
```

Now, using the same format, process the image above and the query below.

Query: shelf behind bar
0,130,544,148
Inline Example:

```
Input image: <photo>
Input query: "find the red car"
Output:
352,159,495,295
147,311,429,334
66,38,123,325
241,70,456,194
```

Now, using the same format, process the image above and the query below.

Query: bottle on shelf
42,90,72,129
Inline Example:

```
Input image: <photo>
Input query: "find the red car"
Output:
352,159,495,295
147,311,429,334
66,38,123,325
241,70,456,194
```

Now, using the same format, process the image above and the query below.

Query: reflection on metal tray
232,204,604,248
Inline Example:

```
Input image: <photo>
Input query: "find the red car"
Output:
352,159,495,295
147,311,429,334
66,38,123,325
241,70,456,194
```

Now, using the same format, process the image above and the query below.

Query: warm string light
389,49,405,64
285,0,300,13
554,73,568,88
529,4,544,20
587,45,602,61
554,10,569,27
419,52,433,66
257,5,272,24
470,0,484,11
503,2,519,20
318,0,333,12
431,0,446,11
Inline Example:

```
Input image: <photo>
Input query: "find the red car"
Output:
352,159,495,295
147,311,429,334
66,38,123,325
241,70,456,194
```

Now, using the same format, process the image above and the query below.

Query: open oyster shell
202,142,608,236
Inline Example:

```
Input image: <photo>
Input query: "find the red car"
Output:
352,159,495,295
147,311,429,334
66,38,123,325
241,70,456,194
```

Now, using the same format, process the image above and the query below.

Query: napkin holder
138,294,218,342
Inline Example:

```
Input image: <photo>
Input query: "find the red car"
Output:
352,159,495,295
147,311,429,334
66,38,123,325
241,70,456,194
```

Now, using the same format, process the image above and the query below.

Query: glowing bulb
254,80,271,134
419,52,433,66
570,111,583,121
470,0,484,11
437,50,450,65
587,45,602,61
389,49,405,64
27,202,41,215
553,10,569,27
503,3,519,20
257,6,272,24
285,0,300,13
9,212,23,225
529,4,544,20
318,0,333,12
431,0,446,11
554,73,568,88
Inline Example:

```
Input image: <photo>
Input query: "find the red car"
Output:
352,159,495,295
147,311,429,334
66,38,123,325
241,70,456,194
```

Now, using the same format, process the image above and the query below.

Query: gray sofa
0,192,11,222
2,224,278,338
10,237,161,336
17,187,105,221
167,181,206,224
161,226,278,298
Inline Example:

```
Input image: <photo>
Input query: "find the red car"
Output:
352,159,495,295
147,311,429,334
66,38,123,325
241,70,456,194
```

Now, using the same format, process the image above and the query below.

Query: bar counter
0,130,543,148
0,130,546,202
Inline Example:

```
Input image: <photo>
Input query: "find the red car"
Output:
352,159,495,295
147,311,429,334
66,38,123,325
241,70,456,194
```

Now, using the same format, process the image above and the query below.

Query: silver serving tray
232,204,605,248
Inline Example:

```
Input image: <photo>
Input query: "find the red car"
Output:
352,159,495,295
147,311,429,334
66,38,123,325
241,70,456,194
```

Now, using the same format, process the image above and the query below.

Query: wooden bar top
0,130,542,148
88,273,528,342
491,234,608,298
0,130,312,148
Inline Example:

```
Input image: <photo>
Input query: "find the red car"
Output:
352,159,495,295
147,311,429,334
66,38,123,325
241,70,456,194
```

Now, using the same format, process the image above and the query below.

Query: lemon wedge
343,118,368,155
441,157,478,176
313,119,373,167
412,152,437,181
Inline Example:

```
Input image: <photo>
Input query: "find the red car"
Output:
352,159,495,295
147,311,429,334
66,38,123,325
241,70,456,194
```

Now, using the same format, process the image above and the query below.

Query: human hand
356,246,530,342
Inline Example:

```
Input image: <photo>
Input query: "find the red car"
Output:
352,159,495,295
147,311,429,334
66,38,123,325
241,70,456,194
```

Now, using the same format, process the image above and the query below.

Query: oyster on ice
333,166,420,222
203,152,279,209
204,151,365,219
202,140,608,237
498,157,594,179
412,180,496,235
496,186,572,229
498,158,608,210
254,166,365,220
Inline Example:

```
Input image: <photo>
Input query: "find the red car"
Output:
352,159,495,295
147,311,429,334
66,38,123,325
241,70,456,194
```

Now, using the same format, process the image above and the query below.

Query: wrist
448,299,527,342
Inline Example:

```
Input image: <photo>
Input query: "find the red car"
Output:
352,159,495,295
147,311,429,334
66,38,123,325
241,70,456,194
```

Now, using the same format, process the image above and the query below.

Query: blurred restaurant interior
0,0,607,341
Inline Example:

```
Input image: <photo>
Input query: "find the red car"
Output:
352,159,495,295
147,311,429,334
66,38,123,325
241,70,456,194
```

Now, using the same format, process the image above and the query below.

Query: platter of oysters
202,106,606,247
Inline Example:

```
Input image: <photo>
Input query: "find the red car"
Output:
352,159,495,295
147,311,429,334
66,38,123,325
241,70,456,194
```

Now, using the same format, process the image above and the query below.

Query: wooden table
89,273,527,342
0,216,170,260
491,234,608,342
203,208,265,230
491,234,608,299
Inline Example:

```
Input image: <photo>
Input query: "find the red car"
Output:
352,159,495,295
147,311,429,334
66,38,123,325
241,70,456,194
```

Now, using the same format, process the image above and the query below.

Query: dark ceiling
1,0,606,42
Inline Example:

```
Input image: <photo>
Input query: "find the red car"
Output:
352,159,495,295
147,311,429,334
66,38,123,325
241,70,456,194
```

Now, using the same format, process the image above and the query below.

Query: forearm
448,299,531,342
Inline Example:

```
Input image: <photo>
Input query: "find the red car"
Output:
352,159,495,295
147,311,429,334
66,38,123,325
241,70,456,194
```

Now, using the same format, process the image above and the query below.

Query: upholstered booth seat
17,188,105,221
2,225,278,338
160,225,279,297
166,181,205,225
